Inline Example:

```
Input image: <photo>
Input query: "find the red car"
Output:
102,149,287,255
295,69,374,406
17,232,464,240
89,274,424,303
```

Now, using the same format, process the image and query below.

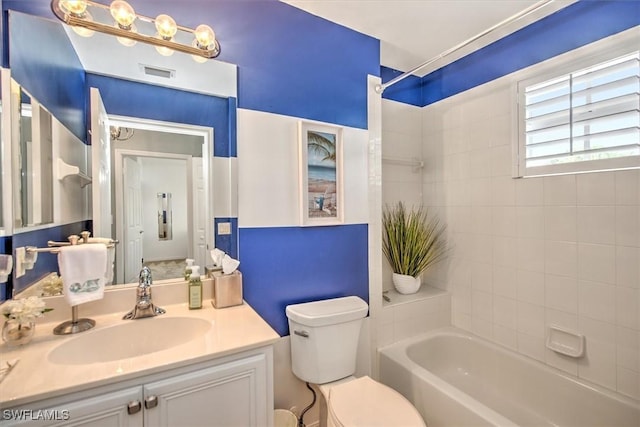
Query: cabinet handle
145,395,158,409
127,400,142,415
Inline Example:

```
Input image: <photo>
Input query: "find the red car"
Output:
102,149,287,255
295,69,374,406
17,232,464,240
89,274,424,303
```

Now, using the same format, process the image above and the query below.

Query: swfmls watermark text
2,409,71,421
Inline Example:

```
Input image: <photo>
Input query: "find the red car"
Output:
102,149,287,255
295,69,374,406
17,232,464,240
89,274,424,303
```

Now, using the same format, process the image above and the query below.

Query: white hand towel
221,254,240,275
87,238,115,285
58,245,108,306
210,248,226,267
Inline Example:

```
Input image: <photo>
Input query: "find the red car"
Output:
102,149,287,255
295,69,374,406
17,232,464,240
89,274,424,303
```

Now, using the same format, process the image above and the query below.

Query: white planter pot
392,273,421,295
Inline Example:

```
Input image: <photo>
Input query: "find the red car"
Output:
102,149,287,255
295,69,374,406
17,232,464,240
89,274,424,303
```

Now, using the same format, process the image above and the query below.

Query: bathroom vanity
0,281,279,426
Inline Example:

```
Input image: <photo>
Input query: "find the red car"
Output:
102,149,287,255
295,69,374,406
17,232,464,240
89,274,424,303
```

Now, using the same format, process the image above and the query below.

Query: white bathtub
379,327,639,427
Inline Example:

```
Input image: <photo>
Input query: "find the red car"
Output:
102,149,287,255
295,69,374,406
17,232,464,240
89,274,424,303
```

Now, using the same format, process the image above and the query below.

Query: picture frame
298,121,344,226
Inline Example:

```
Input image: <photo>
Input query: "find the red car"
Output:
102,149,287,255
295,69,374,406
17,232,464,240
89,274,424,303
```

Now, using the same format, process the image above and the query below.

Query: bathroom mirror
4,11,237,295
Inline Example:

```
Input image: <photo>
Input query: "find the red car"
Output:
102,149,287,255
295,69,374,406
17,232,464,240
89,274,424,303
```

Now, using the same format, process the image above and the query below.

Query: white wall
140,157,188,262
52,118,90,224
421,70,640,399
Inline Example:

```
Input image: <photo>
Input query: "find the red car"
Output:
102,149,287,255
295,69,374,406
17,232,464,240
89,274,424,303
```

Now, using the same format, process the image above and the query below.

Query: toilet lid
328,376,425,427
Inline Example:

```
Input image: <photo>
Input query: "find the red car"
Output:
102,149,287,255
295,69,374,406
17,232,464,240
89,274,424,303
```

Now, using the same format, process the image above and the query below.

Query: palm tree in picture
307,131,336,162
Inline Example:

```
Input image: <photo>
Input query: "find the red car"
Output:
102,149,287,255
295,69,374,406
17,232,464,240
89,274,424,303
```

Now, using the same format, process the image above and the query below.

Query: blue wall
240,225,369,336
383,0,640,107
3,0,380,130
11,221,92,295
7,11,85,140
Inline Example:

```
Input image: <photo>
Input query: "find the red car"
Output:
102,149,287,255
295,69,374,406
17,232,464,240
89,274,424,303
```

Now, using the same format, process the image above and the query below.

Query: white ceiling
281,0,577,75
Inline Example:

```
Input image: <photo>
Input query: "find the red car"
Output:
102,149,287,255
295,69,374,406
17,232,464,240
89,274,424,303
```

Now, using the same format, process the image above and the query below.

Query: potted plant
382,202,447,294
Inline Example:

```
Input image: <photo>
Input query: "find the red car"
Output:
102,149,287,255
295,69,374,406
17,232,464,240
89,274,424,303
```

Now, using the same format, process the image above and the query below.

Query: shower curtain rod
375,0,556,94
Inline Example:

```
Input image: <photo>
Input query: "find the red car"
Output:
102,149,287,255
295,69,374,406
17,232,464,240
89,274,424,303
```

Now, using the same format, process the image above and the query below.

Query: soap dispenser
184,258,195,281
188,265,202,309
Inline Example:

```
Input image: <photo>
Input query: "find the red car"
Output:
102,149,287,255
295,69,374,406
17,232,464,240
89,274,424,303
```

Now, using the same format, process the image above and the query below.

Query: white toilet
286,296,425,427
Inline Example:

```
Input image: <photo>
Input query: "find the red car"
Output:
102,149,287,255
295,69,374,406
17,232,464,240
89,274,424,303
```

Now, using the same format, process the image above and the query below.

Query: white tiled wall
378,99,451,352
421,72,640,398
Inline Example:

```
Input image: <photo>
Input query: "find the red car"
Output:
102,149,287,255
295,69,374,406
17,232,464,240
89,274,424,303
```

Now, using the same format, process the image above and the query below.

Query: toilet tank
286,296,368,384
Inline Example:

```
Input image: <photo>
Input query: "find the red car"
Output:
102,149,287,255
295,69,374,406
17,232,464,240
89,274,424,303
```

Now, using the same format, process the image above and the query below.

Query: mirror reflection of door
123,156,143,283
110,122,210,284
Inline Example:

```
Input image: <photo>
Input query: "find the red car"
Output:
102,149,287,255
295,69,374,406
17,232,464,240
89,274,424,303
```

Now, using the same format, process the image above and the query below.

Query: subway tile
545,241,577,278
517,269,545,305
578,279,616,324
493,236,517,268
494,265,517,299
615,169,639,206
616,245,640,289
517,206,545,239
615,286,638,330
577,243,616,285
471,234,493,264
517,301,545,338
471,178,493,207
577,206,616,245
545,308,578,331
616,326,639,372
515,177,544,207
517,333,546,363
577,172,615,206
472,290,493,321
469,149,493,178
544,206,577,242
471,206,492,233
616,206,639,248
545,274,578,314
492,207,517,237
544,174,576,206
492,176,516,206
493,295,518,330
517,238,545,273
490,145,512,177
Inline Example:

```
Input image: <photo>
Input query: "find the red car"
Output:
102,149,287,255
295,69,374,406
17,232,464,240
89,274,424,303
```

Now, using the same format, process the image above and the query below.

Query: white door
191,157,207,267
89,88,112,238
123,156,144,284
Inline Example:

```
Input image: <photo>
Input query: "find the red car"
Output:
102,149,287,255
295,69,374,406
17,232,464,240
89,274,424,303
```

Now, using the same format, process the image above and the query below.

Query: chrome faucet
123,266,166,320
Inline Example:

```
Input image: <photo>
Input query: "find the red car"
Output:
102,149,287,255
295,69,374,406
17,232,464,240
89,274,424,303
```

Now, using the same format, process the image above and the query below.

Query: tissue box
213,271,243,308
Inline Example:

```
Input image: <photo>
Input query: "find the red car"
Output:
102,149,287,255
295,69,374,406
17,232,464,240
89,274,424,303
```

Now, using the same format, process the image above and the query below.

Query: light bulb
60,0,88,16
194,24,215,49
110,0,136,29
155,14,177,40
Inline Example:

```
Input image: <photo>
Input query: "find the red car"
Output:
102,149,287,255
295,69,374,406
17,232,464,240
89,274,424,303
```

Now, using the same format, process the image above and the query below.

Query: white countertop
0,299,279,408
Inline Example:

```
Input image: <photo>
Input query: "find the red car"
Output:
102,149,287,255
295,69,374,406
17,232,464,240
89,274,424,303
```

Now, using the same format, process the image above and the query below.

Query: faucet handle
139,266,152,286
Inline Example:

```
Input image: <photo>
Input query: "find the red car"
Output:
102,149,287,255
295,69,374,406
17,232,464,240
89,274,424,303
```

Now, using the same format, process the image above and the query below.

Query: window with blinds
517,50,640,176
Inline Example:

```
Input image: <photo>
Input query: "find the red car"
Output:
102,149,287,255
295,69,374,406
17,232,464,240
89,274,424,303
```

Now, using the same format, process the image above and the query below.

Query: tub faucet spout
123,266,166,319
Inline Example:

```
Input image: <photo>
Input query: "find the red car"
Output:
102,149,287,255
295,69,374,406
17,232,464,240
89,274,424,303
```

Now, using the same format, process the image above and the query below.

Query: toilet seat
326,376,425,427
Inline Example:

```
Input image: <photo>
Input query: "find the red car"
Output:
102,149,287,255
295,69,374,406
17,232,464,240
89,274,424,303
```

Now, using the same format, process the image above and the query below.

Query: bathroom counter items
0,293,279,408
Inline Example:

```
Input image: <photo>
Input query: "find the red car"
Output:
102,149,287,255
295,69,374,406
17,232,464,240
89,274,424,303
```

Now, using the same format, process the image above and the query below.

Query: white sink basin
48,316,212,365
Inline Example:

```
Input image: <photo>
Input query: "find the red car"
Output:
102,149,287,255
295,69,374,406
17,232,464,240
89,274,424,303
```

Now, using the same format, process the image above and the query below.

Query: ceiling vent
140,64,175,79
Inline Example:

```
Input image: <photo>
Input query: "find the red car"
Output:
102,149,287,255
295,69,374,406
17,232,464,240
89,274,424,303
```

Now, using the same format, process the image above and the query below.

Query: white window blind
519,51,639,175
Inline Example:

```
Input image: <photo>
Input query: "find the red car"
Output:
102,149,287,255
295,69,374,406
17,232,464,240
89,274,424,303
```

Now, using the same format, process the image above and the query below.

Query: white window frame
514,28,640,178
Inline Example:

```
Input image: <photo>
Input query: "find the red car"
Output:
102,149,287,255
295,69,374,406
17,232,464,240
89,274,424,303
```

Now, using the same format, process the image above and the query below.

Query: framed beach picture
298,121,344,226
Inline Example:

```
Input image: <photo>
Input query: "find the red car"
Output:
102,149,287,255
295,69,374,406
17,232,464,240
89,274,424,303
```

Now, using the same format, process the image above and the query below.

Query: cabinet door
4,387,142,427
143,353,269,427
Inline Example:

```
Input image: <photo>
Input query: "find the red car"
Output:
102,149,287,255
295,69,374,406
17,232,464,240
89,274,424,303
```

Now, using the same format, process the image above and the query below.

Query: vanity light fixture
51,0,221,60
